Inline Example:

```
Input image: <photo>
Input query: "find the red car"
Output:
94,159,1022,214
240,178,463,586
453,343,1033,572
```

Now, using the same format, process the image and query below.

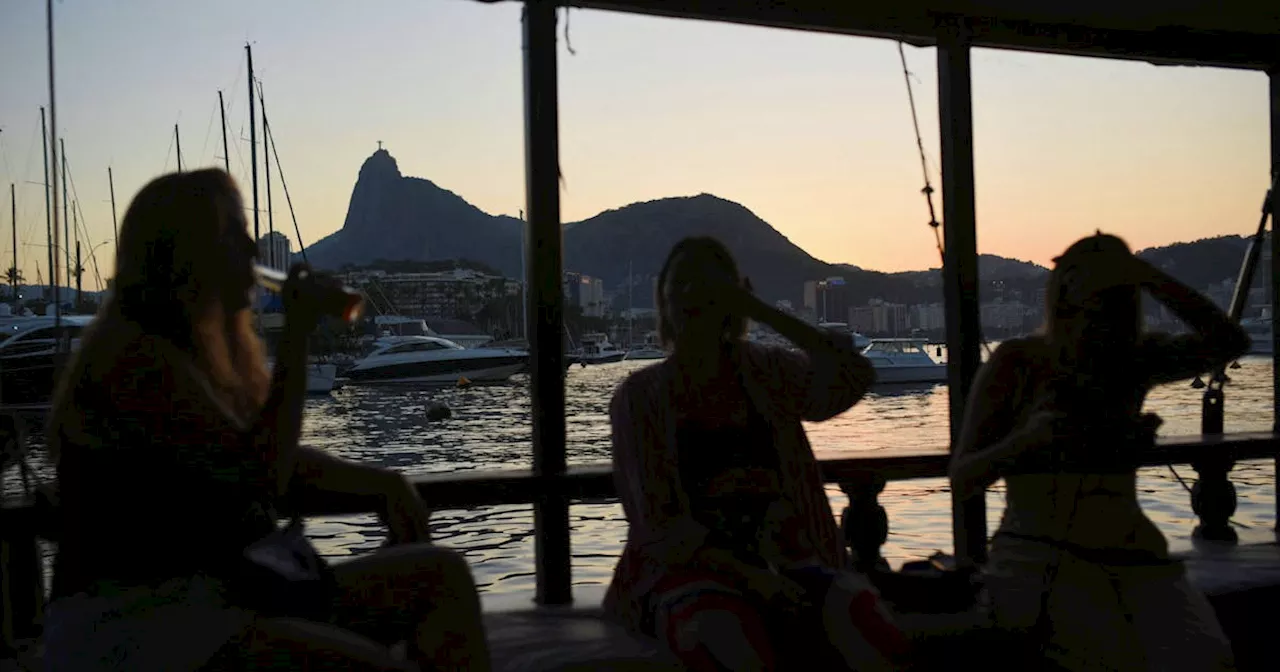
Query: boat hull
345,355,528,385
871,364,948,385
579,352,626,365
306,364,339,395
623,349,666,361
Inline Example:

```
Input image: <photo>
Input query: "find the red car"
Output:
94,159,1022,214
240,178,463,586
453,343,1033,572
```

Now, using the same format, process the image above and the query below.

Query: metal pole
40,108,53,309
60,139,69,292
523,0,570,606
938,28,986,567
246,44,260,247
47,0,60,326
108,167,118,250
74,239,81,310
10,184,16,306
520,209,527,340
219,91,231,174
174,123,183,172
262,84,275,269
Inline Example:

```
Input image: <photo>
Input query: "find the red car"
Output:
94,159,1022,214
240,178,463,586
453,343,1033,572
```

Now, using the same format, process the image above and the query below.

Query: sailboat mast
261,83,274,268
628,260,633,348
246,44,260,246
174,123,183,172
46,0,60,325
60,139,69,291
10,183,16,306
108,167,118,249
218,90,230,174
71,201,79,299
75,240,81,309
40,108,53,307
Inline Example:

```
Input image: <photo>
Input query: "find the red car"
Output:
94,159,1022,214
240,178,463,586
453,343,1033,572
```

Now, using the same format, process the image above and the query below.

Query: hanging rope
563,5,576,55
61,152,105,290
896,41,993,358
897,42,943,263
262,117,309,266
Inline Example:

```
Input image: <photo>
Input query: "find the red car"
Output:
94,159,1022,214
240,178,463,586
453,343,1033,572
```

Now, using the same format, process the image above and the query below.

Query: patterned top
50,317,278,600
603,337,875,632
676,406,781,566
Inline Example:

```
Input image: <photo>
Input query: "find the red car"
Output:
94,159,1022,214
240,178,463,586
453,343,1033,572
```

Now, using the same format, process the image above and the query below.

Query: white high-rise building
258,231,292,272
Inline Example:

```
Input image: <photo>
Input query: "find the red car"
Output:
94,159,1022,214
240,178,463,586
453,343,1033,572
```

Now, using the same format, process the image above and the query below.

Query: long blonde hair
50,169,269,456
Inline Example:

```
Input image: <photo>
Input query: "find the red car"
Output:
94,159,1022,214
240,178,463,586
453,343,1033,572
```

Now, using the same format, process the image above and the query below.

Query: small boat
861,338,947,385
305,362,339,395
0,315,94,408
573,334,625,366
344,335,528,385
623,345,666,361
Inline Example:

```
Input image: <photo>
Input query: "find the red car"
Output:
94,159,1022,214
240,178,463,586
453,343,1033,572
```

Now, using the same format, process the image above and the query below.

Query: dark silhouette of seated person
605,236,908,671
43,169,492,671
950,232,1246,671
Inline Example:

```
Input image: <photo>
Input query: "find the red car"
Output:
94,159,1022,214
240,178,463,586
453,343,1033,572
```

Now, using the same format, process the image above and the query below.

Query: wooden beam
523,0,572,607
271,433,1280,517
1269,65,1279,530
937,25,987,567
554,1,1280,70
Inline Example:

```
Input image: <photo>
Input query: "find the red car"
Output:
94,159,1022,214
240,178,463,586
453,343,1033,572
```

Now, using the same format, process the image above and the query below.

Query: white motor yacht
861,338,947,384
344,335,528,385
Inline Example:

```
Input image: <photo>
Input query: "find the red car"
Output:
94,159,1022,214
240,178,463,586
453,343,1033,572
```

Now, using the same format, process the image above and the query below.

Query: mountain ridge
304,150,1258,308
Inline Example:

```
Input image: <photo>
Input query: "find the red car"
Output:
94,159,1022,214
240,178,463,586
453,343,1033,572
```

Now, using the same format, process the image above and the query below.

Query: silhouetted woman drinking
605,237,907,671
44,169,491,671
950,232,1246,671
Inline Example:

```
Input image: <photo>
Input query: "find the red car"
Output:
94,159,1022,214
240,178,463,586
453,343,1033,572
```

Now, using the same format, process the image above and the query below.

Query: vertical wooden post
938,25,986,566
1269,66,1279,532
523,0,571,606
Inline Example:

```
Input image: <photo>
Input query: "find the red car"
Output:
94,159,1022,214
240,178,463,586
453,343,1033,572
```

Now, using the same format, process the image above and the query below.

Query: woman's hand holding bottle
281,263,325,337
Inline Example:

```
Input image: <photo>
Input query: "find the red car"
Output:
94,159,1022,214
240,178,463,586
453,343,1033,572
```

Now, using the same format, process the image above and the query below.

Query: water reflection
8,355,1274,595
296,355,1276,594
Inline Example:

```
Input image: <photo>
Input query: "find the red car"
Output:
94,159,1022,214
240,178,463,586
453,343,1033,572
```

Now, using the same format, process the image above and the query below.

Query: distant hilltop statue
301,149,1259,310
304,148,525,275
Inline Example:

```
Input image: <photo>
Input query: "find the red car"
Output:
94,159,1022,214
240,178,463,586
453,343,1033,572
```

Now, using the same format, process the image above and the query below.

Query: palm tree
5,267,23,286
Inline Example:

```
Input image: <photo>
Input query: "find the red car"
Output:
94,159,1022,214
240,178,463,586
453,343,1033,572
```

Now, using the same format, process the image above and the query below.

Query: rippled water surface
294,353,1278,595
7,352,1275,595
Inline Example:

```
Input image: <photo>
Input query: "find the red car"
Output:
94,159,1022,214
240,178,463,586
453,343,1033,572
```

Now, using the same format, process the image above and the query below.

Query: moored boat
344,335,528,385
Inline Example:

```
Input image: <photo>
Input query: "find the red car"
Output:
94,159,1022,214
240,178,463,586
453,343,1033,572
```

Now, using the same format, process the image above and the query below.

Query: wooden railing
293,432,1278,572
1,430,1276,650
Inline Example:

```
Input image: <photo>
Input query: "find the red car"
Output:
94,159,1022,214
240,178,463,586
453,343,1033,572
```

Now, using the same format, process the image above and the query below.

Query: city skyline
1,1,1271,286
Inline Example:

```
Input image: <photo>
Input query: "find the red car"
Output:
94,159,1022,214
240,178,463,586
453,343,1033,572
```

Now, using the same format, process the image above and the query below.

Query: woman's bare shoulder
977,337,1049,385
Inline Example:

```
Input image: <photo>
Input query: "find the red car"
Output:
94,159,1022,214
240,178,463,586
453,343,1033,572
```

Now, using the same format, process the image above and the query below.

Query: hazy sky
0,1,1272,288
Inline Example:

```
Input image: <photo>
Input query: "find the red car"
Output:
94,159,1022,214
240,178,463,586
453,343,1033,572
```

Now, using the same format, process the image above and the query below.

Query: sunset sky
0,0,1272,289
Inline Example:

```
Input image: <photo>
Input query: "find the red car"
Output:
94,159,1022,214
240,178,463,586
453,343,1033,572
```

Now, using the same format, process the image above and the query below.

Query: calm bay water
298,353,1279,596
